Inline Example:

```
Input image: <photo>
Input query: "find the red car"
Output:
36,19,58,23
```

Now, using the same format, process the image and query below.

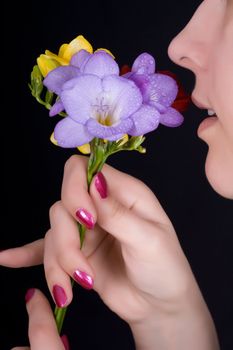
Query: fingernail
25,288,35,304
73,270,94,290
61,334,70,350
52,285,67,308
95,172,108,199
75,208,94,229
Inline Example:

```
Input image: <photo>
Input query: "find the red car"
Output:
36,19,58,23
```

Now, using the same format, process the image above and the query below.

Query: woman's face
168,0,233,199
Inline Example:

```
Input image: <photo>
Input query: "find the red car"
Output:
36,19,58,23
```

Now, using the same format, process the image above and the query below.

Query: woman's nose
168,26,208,73
167,3,210,73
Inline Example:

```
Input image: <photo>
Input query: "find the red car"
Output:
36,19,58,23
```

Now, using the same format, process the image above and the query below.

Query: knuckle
56,248,72,267
110,199,126,221
49,201,62,221
64,154,87,174
29,322,51,342
64,154,79,172
44,263,58,282
100,200,126,225
62,155,88,203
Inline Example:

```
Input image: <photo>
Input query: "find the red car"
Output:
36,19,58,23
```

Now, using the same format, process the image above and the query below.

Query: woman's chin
204,150,233,200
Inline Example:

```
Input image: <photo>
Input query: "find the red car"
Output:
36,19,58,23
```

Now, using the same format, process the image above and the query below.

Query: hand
1,155,219,349
11,289,69,350
1,155,193,319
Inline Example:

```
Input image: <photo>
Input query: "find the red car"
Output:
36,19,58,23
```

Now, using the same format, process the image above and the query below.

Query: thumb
25,289,66,350
90,172,151,248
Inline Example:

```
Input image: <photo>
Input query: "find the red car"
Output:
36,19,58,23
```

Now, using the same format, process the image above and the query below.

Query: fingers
0,240,44,268
44,201,95,308
25,289,66,350
89,172,155,248
97,165,171,225
61,155,171,227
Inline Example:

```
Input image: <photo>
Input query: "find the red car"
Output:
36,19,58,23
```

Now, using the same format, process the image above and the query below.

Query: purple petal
49,100,64,117
81,51,119,78
86,118,133,139
160,107,184,127
70,49,91,68
102,75,143,120
43,66,80,95
147,74,178,108
127,73,151,101
122,71,134,79
131,53,156,75
107,133,125,141
129,104,160,136
61,75,102,123
54,117,93,148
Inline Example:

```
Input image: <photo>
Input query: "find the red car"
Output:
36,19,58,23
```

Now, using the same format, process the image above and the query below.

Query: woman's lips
197,116,218,135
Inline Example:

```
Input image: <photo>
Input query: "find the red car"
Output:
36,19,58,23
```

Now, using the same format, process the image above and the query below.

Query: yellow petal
62,35,93,61
50,132,58,146
77,143,91,154
37,55,61,77
58,43,69,58
95,48,115,58
117,134,129,146
45,50,68,65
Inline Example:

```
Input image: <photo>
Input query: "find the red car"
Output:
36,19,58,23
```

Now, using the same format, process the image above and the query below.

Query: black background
2,0,233,349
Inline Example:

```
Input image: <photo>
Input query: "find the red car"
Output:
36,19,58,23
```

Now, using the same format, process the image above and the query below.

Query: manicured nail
73,270,94,290
25,288,35,304
52,285,67,308
95,172,108,199
75,208,94,229
61,334,70,350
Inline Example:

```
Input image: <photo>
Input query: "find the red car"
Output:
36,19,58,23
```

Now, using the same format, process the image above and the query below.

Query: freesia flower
37,35,93,77
121,65,191,113
54,74,143,147
123,53,184,127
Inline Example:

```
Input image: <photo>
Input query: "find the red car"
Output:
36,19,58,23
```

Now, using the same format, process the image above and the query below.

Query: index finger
61,155,97,228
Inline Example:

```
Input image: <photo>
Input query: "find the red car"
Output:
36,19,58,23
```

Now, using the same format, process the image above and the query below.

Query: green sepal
30,65,43,98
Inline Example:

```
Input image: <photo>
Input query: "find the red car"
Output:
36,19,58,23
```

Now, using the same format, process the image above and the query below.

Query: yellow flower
36,56,61,78
37,35,93,77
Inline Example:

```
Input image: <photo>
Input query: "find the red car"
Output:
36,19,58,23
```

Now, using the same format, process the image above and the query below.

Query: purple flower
124,53,184,127
54,73,143,147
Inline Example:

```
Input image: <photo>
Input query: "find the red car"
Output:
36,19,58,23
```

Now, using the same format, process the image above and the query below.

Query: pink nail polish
25,288,35,303
61,334,70,350
73,270,94,290
52,285,67,308
95,172,108,199
75,208,94,229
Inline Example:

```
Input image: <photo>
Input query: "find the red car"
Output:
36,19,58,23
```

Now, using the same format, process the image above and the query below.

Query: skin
168,0,233,198
1,0,232,348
